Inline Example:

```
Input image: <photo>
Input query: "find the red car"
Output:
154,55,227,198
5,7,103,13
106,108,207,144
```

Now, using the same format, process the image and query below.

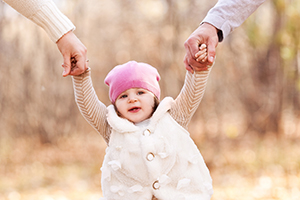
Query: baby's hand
195,44,208,63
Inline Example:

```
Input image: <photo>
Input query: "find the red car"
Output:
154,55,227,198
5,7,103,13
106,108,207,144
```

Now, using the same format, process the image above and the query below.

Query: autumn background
0,0,300,199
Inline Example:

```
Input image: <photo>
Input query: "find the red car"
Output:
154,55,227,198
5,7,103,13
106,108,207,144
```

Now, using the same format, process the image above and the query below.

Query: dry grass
204,134,300,200
0,133,105,200
1,132,300,200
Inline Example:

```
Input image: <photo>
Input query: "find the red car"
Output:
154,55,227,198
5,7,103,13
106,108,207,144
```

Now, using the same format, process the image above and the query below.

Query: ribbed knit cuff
73,67,91,81
29,1,75,42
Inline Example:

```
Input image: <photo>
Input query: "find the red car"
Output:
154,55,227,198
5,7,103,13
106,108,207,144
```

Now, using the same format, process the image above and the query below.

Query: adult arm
72,68,111,144
202,0,266,41
3,0,88,76
184,0,265,71
169,66,213,129
3,0,74,42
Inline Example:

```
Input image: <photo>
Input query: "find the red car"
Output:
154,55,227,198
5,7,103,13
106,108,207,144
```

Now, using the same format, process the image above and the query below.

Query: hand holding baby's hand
185,43,211,73
188,43,212,72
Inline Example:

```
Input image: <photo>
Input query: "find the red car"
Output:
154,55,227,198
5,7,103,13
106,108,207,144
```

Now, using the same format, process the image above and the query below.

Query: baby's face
115,88,155,123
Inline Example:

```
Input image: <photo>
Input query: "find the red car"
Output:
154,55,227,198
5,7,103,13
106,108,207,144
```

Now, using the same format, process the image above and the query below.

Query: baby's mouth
129,107,141,112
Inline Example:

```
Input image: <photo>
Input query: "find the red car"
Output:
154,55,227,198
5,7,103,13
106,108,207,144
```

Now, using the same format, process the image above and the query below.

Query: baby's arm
72,69,111,144
169,61,212,129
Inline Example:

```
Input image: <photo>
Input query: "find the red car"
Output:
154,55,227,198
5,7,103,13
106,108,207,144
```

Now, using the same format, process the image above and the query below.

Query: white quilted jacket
100,97,213,200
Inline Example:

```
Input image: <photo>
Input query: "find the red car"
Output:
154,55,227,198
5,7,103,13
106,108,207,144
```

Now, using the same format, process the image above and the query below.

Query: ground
1,133,300,200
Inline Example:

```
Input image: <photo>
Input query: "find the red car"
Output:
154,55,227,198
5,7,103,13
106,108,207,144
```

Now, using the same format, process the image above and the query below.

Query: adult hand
184,23,219,73
56,31,88,77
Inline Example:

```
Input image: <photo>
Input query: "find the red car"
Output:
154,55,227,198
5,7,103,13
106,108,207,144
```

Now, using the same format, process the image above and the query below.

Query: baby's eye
137,91,145,95
119,94,127,99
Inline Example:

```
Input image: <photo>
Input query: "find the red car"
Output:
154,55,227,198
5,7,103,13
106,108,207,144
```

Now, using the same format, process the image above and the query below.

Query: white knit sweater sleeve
3,0,75,42
72,68,111,144
169,67,212,129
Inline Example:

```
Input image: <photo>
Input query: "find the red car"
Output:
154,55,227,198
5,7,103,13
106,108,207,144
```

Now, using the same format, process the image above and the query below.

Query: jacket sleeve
72,68,111,144
202,0,265,41
3,0,75,42
169,67,212,129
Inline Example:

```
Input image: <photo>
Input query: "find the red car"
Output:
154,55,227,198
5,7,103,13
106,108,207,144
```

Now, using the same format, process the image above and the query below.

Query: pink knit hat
104,61,161,103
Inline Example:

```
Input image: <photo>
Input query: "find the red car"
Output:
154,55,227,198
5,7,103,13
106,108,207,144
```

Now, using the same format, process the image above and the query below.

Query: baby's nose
128,96,138,103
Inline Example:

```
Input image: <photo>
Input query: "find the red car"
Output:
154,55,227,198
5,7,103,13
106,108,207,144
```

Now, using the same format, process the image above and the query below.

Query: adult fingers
184,55,194,73
184,53,209,72
69,56,88,76
184,36,201,63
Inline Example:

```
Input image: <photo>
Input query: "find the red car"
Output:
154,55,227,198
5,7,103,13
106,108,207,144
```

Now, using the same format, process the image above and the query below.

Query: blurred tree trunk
237,2,285,136
293,54,300,115
250,38,283,135
239,1,300,136
0,3,79,143
289,9,300,120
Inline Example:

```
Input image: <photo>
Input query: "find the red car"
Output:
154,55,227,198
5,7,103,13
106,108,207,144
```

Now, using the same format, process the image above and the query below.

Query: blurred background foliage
0,0,300,199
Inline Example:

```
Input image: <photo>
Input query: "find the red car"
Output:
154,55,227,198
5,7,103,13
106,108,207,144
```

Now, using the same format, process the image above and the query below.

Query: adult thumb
207,43,216,64
62,56,71,77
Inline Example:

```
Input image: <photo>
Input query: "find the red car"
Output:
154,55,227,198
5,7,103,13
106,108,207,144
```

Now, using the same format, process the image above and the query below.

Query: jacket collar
107,97,174,133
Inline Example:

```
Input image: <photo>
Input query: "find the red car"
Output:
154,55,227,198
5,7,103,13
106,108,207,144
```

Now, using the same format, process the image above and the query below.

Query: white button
146,152,155,161
152,180,160,190
143,129,151,136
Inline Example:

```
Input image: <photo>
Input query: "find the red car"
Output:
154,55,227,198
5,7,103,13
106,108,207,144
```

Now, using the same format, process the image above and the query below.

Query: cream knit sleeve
72,69,111,144
3,0,75,42
169,67,212,129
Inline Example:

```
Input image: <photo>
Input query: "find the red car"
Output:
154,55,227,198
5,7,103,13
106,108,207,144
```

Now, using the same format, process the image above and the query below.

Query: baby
72,44,213,200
